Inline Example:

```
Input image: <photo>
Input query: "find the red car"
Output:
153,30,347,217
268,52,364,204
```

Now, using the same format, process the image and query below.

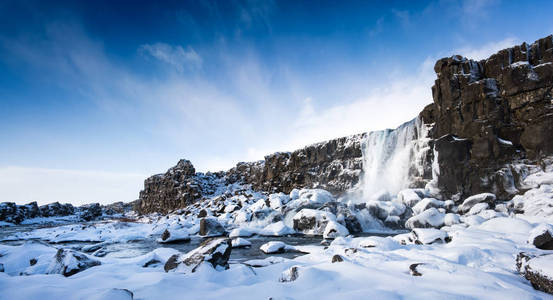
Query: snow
405,208,445,229
458,193,496,214
528,255,553,279
322,221,349,239
260,221,295,236
498,137,514,146
231,238,252,248
259,241,296,254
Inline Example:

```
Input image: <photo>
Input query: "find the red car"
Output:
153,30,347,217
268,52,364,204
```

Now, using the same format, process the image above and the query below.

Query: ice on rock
366,200,405,220
405,208,445,229
323,221,349,239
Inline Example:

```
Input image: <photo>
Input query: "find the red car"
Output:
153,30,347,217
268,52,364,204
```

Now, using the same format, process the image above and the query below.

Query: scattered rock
517,252,553,294
158,229,191,243
279,266,299,282
231,237,252,248
331,255,344,263
409,263,424,276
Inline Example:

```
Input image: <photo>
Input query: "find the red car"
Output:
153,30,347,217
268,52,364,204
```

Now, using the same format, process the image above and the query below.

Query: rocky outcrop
421,35,553,199
0,201,131,224
137,135,365,215
164,238,232,273
227,134,365,195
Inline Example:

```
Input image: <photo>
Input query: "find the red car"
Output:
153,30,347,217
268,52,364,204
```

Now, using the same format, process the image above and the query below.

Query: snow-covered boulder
458,193,496,214
22,248,101,277
397,189,423,207
517,253,553,294
412,198,445,215
443,213,461,226
260,221,295,236
367,200,406,220
286,189,335,210
405,208,445,229
229,227,256,238
268,193,290,210
231,237,252,248
529,224,553,250
157,229,191,243
512,184,553,217
323,221,349,239
292,209,336,235
164,238,231,273
466,202,489,216
260,241,296,254
279,266,299,282
410,228,449,245
199,217,225,236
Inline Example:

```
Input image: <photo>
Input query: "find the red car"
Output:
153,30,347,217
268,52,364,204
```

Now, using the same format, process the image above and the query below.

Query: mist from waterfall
359,117,431,202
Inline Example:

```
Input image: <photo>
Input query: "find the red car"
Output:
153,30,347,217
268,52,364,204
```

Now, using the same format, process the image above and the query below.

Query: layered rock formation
137,35,553,215
421,35,553,199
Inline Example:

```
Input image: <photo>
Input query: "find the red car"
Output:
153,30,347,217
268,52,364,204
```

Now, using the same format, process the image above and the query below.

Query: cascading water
359,117,432,202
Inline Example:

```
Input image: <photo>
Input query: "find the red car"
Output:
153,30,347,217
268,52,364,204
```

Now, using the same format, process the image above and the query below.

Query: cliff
137,35,553,214
421,35,553,199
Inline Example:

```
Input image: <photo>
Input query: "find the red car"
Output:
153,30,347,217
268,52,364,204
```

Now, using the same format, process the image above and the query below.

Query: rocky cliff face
136,135,366,214
421,35,553,199
137,35,553,215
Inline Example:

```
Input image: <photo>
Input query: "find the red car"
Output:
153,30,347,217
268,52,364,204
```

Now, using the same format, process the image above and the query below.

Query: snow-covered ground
1,160,553,299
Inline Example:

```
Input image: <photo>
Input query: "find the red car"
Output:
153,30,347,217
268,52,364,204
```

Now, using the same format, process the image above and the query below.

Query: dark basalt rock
331,255,344,263
423,35,553,199
409,263,424,276
199,217,225,237
50,249,101,277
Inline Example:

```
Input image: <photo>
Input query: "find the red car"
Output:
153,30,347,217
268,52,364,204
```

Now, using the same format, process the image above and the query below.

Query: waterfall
359,117,431,202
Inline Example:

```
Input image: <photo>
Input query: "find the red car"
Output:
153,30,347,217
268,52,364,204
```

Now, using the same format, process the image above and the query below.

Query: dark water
0,222,396,263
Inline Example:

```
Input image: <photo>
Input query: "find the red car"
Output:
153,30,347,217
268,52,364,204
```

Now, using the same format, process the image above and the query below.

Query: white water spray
359,117,432,202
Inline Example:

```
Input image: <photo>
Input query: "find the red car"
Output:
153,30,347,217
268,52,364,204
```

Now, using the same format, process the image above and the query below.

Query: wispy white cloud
455,37,518,60
139,43,202,72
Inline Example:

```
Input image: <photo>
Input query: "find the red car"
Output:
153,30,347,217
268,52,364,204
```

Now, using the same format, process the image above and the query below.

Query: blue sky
1,0,553,205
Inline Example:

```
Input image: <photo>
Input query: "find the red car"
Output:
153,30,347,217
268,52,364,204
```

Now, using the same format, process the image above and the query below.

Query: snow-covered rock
323,221,349,239
260,241,296,254
164,238,231,273
412,198,445,215
443,213,461,226
157,229,190,243
292,209,336,235
410,228,449,245
397,189,422,207
405,208,445,229
517,253,553,294
458,193,496,214
229,227,256,238
260,221,295,236
528,224,553,250
199,217,226,237
231,238,252,248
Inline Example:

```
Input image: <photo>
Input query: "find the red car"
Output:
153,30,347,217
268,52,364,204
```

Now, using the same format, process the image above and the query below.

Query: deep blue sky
1,0,552,204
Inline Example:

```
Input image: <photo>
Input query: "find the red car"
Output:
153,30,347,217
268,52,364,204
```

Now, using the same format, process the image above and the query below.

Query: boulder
528,224,553,250
458,193,496,214
292,209,336,235
331,255,344,263
279,266,299,282
517,252,553,294
80,203,102,221
231,238,252,248
45,249,101,277
158,229,191,243
199,217,225,237
410,228,449,245
164,238,232,273
260,241,297,254
405,208,445,229
323,221,349,239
